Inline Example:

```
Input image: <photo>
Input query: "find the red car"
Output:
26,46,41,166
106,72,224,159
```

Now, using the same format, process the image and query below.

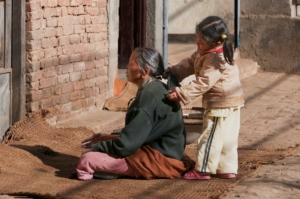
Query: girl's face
196,32,212,52
126,51,143,85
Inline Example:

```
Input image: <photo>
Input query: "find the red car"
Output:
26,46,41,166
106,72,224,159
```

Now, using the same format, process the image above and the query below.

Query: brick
28,81,39,91
104,57,108,65
61,102,72,113
70,0,83,6
61,6,68,16
73,62,85,71
86,70,95,79
85,87,93,98
74,43,85,53
57,16,70,26
40,58,53,69
26,1,40,12
26,9,44,20
61,93,70,104
39,0,48,7
28,50,45,61
44,48,57,58
56,7,62,17
53,95,61,105
83,0,93,6
70,90,85,101
27,30,44,40
85,61,96,70
44,28,57,38
84,43,96,52
99,8,106,15
67,7,74,15
63,26,74,36
85,7,99,16
56,45,63,56
58,0,70,6
95,59,104,68
40,98,53,109
59,55,70,65
81,71,87,80
27,70,44,83
47,17,58,27
41,38,52,49
72,6,83,15
74,81,85,90
42,87,55,98
70,54,82,63
61,82,73,93
93,86,100,96
83,15,91,24
27,101,40,112
86,25,102,33
72,100,83,110
53,57,59,66
56,27,63,36
99,49,108,58
39,78,53,89
80,34,88,43
26,40,41,51
62,64,74,74
27,60,41,72
74,25,85,34
27,90,43,102
95,93,106,107
48,0,58,7
99,83,108,93
69,35,81,44
44,8,57,18
98,0,107,8
43,67,57,78
51,37,59,47
62,45,75,55
70,72,82,82
26,19,43,31
58,36,70,46
90,16,101,24
55,84,62,95
87,97,96,106
57,74,70,84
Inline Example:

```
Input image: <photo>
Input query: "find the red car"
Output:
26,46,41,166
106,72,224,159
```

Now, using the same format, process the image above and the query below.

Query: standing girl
166,16,244,180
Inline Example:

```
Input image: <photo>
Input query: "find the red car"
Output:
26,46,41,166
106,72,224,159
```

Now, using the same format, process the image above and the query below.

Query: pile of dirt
0,111,298,199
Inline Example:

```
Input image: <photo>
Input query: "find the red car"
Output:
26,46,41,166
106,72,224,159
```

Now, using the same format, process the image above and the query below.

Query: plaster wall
240,0,300,74
168,0,234,34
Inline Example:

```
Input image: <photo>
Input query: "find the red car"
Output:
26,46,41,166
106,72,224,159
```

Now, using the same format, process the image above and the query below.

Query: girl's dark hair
134,47,165,77
196,16,234,65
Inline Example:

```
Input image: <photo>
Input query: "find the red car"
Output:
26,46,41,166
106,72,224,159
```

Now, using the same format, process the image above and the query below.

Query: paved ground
1,44,299,198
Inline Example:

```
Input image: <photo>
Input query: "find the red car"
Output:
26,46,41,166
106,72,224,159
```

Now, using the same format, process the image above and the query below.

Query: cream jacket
170,50,244,109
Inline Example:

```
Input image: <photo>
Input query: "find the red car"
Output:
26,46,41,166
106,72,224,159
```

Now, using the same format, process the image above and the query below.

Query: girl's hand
166,89,181,101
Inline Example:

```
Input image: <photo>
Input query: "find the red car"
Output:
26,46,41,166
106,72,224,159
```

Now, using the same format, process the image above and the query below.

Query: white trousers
195,107,241,174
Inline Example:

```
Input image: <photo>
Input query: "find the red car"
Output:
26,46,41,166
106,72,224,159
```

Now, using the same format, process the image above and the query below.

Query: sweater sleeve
175,54,223,105
91,108,153,157
169,50,198,82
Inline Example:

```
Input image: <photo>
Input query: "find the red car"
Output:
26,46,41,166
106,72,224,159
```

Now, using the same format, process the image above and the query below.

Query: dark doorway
118,0,146,69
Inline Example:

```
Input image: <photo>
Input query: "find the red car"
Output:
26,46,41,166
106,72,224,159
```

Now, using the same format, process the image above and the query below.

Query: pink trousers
76,151,136,180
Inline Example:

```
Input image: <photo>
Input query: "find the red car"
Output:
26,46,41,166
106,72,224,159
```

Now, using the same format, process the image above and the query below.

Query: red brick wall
25,0,109,122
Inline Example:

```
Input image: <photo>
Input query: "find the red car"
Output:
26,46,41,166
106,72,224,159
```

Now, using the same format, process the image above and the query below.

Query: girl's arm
174,55,223,105
169,50,198,82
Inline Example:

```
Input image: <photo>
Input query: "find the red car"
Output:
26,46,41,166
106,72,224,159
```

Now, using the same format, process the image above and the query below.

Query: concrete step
236,58,260,80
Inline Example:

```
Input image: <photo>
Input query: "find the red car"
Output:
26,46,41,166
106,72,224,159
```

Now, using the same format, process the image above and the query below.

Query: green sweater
92,79,186,160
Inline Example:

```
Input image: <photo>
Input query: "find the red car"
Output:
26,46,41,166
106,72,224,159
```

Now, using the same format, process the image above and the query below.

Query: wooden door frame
11,0,26,124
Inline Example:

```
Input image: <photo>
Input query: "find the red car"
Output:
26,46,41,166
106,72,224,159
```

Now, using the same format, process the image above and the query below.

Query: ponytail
222,36,234,65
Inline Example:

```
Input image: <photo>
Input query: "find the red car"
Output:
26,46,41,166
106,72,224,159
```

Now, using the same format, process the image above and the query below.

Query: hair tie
221,35,227,40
